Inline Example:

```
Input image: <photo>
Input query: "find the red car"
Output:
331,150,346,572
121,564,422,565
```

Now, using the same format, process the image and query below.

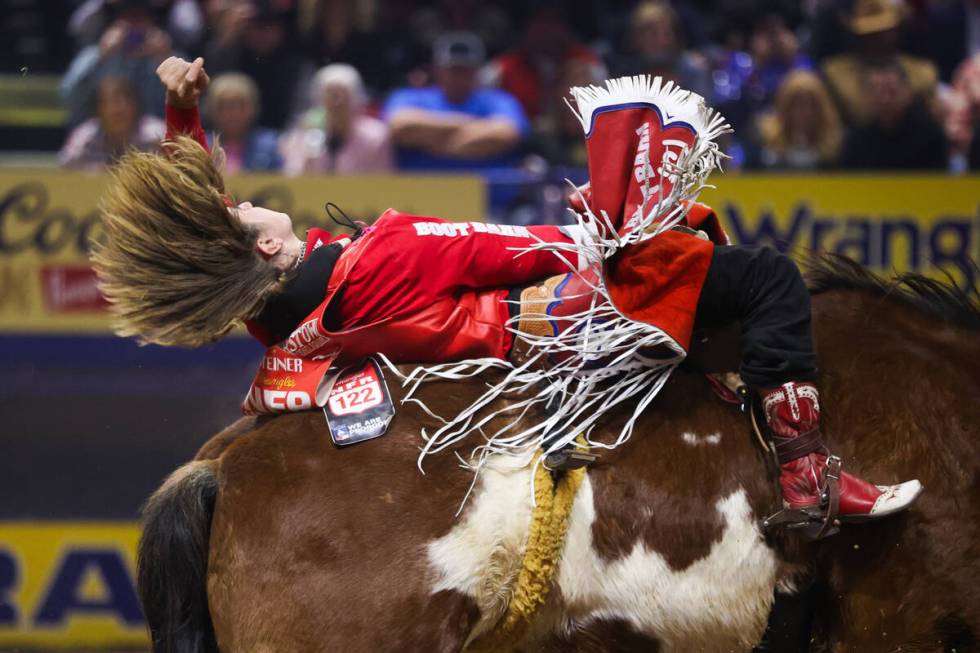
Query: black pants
694,246,816,389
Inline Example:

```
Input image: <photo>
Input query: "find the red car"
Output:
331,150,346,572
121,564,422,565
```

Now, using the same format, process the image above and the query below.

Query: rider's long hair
92,136,284,347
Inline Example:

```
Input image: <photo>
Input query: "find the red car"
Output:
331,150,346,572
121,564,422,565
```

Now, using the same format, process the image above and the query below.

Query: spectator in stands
280,64,393,175
943,54,980,171
821,0,938,125
203,0,309,129
841,61,948,170
410,0,514,67
69,0,206,52
59,76,164,169
712,13,813,135
482,7,605,127
749,70,842,170
60,0,175,126
203,73,281,174
609,1,711,99
298,0,396,98
383,32,529,171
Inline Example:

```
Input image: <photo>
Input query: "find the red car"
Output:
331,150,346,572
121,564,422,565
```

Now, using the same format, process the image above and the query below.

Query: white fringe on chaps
381,76,732,499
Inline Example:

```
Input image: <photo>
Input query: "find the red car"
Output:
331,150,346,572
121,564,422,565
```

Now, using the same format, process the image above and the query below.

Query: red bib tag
323,357,395,446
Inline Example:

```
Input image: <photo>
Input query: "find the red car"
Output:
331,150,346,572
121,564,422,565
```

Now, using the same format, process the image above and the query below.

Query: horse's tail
137,459,219,653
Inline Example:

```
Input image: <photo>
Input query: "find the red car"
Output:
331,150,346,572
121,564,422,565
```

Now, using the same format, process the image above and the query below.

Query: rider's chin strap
324,202,365,240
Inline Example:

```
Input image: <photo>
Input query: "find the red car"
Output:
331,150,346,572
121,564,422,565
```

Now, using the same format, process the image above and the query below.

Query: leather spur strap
816,455,842,539
753,410,843,539
771,428,825,465
772,428,842,538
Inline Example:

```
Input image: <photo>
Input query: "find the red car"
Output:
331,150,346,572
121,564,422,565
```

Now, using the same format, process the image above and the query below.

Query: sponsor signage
0,171,976,334
700,175,980,290
324,357,396,446
0,171,485,333
0,522,148,648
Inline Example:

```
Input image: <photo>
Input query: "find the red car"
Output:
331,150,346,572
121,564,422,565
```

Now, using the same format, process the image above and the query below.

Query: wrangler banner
0,172,976,334
0,171,485,333
699,175,980,290
0,522,147,649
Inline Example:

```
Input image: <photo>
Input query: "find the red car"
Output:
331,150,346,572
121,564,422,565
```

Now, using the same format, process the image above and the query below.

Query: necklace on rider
294,238,308,269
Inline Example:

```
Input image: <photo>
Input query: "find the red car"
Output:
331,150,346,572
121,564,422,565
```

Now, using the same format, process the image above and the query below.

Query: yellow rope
467,440,588,653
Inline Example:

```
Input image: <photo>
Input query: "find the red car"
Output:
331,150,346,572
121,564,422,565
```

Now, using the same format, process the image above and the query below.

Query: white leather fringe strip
381,76,731,488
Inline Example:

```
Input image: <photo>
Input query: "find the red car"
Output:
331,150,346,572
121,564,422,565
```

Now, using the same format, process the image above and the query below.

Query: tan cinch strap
466,438,588,653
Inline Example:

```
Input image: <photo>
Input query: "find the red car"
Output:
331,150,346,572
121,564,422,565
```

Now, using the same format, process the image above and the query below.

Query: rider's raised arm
157,56,210,150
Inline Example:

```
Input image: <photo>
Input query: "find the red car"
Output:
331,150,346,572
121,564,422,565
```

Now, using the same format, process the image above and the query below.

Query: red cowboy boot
760,382,922,538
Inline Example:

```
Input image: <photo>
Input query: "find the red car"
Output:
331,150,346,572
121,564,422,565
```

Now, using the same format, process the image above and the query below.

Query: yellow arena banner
0,171,977,334
699,175,980,290
0,522,148,649
0,170,485,334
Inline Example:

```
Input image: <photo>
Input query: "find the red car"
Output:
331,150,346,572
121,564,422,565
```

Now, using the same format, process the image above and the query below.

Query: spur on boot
761,382,922,532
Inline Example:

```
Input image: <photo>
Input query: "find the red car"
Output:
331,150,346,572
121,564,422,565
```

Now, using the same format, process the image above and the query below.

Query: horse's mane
804,254,980,330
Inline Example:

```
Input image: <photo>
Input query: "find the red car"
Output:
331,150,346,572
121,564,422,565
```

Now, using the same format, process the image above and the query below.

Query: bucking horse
136,256,979,653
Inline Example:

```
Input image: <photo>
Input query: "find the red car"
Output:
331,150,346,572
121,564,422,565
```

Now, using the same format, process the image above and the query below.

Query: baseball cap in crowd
433,32,486,68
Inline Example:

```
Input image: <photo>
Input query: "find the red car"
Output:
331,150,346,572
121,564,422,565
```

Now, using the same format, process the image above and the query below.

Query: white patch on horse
428,463,780,651
558,481,778,652
681,431,722,446
426,454,535,638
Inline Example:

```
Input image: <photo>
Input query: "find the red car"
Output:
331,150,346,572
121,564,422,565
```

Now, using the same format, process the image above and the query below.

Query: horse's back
202,408,481,652
196,369,782,652
195,416,258,461
194,286,980,651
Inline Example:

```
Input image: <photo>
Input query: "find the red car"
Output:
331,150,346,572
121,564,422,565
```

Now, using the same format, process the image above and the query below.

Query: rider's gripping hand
156,56,210,109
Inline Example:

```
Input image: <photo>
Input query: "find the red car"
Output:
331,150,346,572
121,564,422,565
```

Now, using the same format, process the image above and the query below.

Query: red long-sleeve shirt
332,216,577,333
165,104,579,359
165,104,208,148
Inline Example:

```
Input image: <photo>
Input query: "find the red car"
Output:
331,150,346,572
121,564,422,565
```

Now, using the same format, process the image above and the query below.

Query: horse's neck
813,288,979,375
811,288,978,493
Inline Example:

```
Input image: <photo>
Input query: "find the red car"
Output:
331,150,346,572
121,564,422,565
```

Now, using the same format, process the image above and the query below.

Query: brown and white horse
138,258,979,653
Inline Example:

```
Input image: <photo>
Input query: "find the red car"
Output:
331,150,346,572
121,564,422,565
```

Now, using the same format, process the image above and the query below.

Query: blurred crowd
37,0,980,173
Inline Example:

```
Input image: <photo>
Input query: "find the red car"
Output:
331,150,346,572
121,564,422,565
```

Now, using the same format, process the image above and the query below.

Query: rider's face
235,202,291,236
233,202,301,269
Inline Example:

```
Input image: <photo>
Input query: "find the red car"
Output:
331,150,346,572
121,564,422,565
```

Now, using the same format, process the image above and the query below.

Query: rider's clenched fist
156,56,210,109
